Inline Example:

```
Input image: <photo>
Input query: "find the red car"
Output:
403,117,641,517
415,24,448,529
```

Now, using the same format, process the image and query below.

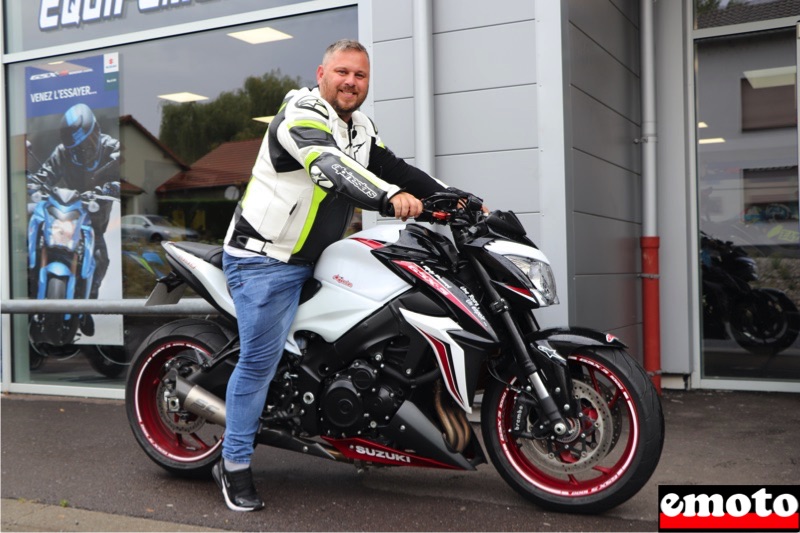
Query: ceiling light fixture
228,27,293,45
158,92,208,103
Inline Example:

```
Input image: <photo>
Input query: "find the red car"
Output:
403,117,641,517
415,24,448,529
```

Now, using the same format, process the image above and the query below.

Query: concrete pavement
2,388,799,532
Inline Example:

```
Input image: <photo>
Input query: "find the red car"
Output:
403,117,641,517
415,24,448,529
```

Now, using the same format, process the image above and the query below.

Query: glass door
696,27,800,385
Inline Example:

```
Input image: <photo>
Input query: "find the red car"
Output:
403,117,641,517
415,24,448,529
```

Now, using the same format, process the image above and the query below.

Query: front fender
28,217,44,269
516,327,629,424
527,326,628,363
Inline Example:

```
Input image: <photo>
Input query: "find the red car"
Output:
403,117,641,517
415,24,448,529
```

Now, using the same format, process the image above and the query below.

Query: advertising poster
25,53,124,346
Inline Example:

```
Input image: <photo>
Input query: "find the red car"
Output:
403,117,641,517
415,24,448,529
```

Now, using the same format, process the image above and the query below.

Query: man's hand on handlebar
389,192,424,221
382,188,487,224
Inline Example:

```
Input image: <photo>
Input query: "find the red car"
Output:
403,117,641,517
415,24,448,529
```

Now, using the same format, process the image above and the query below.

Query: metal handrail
0,299,218,315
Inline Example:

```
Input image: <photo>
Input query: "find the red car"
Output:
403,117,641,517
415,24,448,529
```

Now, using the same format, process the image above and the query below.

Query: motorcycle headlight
507,255,559,306
50,218,78,248
46,206,80,249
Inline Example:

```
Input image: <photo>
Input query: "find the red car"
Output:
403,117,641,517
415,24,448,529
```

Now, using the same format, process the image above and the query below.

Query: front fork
468,257,575,437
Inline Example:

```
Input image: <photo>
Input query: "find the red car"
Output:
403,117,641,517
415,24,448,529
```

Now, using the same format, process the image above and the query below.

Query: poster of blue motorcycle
25,53,126,376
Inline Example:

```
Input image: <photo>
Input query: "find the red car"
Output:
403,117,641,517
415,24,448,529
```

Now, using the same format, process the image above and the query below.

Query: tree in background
159,70,300,164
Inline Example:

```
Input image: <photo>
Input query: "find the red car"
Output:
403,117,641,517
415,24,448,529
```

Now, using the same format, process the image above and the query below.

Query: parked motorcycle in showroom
701,231,800,355
126,191,664,514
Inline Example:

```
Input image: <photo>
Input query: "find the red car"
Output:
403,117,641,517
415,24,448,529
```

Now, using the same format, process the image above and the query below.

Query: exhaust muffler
174,375,227,427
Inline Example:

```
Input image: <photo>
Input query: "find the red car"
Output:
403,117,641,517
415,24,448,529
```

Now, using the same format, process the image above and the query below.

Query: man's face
317,49,370,121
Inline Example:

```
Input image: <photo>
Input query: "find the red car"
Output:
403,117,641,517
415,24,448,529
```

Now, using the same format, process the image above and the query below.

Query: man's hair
322,39,369,64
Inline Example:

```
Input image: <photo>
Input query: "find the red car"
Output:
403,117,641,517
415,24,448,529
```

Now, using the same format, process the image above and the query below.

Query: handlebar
27,180,120,205
381,190,484,226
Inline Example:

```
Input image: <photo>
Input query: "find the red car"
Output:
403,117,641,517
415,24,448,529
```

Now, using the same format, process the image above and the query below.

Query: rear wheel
482,348,664,514
125,319,232,477
730,288,800,355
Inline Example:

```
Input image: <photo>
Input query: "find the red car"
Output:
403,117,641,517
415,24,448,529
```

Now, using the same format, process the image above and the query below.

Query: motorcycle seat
171,242,223,269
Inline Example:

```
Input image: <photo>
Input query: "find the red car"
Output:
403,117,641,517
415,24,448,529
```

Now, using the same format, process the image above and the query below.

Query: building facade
1,0,798,398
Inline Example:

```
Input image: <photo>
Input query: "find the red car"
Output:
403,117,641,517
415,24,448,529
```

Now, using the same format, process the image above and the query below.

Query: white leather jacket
224,87,445,264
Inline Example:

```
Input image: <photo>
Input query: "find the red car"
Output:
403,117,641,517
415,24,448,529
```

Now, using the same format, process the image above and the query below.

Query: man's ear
316,64,324,84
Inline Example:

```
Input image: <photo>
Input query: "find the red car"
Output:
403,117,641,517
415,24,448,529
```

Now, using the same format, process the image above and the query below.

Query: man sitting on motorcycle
215,39,450,511
28,102,121,337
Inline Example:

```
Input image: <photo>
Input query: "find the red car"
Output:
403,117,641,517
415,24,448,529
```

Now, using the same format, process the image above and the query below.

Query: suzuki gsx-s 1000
126,191,664,514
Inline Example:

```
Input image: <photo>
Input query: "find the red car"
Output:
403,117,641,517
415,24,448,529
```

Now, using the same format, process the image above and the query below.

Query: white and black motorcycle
126,191,664,514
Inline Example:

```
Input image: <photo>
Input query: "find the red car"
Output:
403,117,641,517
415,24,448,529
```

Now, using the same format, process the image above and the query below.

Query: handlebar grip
380,199,395,218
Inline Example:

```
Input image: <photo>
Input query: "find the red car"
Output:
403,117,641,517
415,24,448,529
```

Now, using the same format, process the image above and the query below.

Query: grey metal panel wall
372,1,412,41
372,1,414,161
567,0,643,356
373,98,416,159
568,0,640,76
433,20,536,94
437,150,540,215
432,0,535,32
573,213,639,274
575,275,640,329
373,38,414,101
573,150,641,222
372,0,539,219
435,86,537,155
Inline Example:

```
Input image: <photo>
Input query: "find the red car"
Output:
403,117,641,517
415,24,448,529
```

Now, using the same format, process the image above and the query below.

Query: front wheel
125,319,232,477
482,348,664,514
86,345,129,378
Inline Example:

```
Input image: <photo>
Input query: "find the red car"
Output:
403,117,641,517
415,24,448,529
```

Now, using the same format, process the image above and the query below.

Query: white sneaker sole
213,463,263,512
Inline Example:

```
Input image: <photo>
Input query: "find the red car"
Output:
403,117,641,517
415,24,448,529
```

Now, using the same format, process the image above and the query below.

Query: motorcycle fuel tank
289,224,411,346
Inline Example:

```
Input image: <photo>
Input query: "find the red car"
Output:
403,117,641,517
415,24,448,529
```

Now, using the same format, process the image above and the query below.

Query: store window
6,6,357,389
3,0,311,53
695,0,800,30
696,28,800,383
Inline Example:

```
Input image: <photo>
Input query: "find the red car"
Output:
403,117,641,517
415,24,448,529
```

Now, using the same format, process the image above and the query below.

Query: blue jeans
221,251,313,465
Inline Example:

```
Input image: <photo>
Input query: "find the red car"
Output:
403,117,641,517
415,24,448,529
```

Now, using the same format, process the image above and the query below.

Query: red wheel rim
495,354,639,497
132,341,223,463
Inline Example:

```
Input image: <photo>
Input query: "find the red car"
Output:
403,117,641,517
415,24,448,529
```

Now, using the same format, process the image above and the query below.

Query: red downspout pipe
640,0,661,393
641,236,661,393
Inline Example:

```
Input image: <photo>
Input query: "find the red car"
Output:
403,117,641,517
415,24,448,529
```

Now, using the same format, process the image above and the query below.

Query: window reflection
696,29,800,381
695,0,800,30
3,0,312,54
6,7,358,387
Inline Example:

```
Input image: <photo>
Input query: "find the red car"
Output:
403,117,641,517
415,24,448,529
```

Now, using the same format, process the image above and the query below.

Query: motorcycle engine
320,359,403,437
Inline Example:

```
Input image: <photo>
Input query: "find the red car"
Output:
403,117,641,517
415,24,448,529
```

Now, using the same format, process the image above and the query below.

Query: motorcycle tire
42,277,79,346
126,318,232,477
730,288,800,355
86,345,128,379
481,347,664,514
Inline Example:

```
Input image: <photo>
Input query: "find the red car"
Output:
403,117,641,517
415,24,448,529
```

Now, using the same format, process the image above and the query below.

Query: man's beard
332,101,360,116
332,93,364,117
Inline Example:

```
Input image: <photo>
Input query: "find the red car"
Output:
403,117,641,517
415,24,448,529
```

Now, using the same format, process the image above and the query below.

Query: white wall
654,0,695,376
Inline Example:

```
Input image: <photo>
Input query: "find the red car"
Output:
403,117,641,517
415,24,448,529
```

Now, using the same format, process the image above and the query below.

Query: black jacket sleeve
367,138,446,199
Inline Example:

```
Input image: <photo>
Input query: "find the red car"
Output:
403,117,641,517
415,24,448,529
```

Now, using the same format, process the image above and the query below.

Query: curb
1,499,223,532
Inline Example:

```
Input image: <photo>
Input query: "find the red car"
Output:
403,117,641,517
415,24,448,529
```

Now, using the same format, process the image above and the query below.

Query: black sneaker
212,460,265,512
